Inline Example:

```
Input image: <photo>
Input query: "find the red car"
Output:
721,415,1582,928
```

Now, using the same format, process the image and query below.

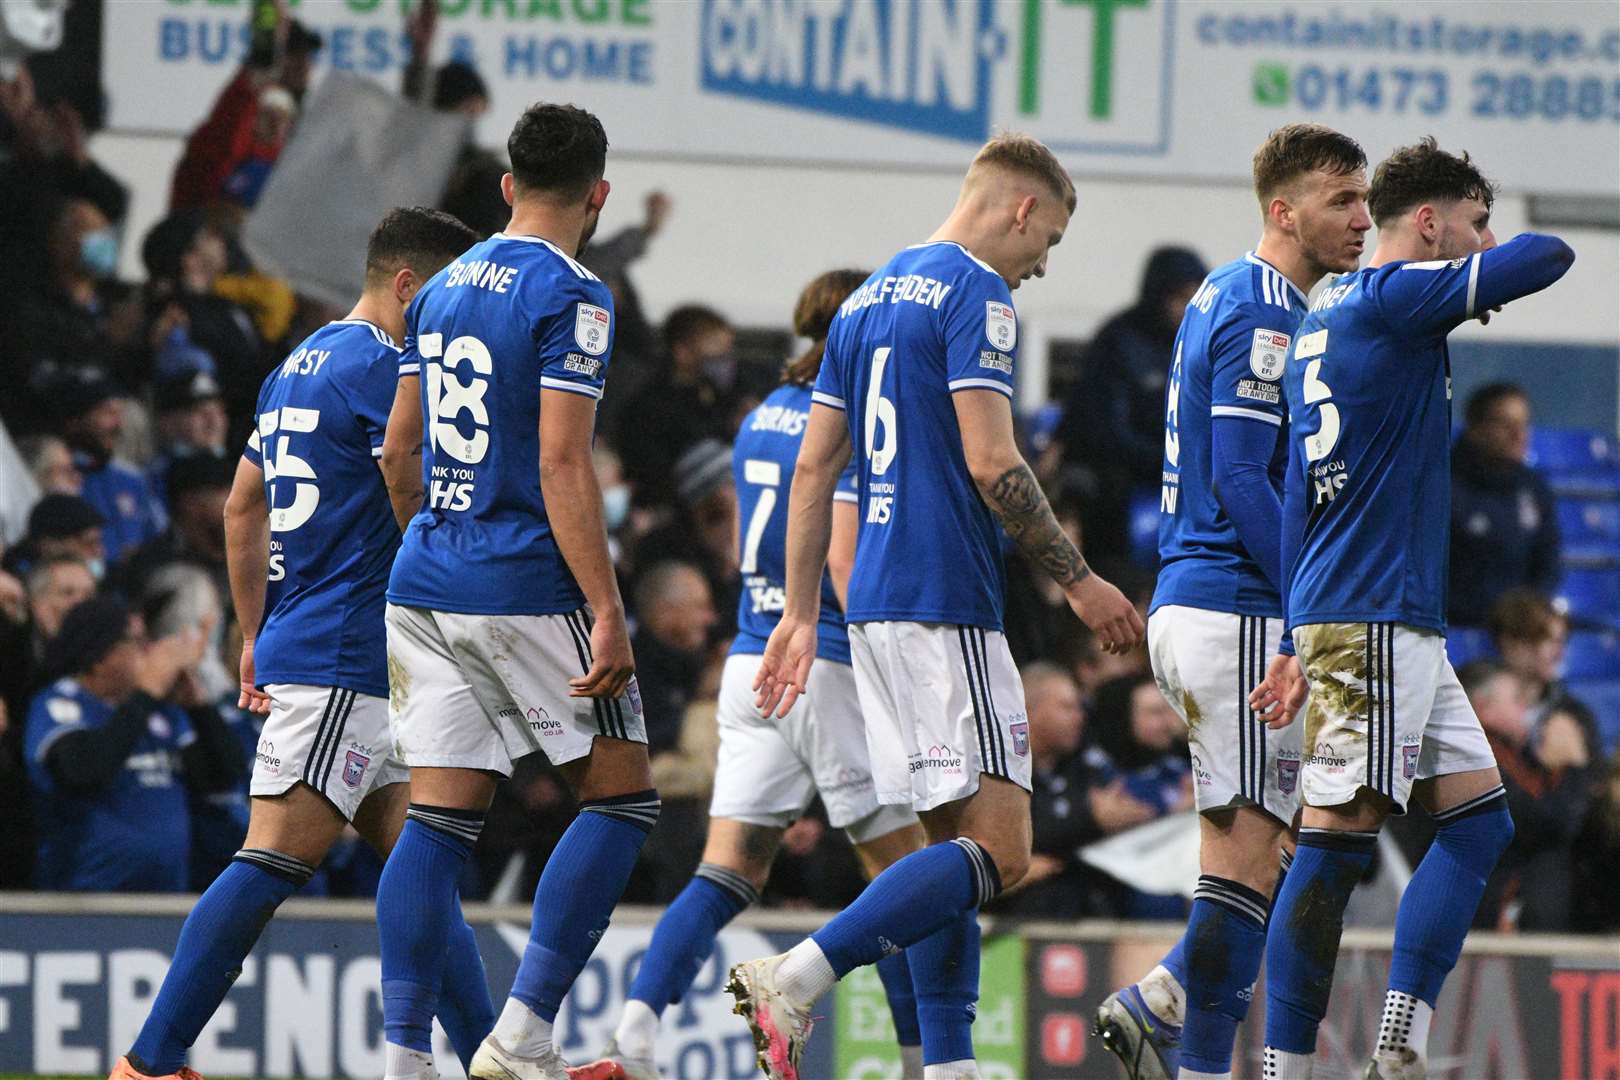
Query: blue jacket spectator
51,369,166,562
23,594,241,891
1450,383,1561,626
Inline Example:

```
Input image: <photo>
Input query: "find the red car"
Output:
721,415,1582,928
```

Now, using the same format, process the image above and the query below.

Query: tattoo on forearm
985,464,1090,587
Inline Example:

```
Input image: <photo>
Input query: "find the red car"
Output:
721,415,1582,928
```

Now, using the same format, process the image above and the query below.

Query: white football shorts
1294,622,1498,813
1149,605,1304,825
709,652,917,844
384,603,647,776
252,684,407,822
848,621,1033,813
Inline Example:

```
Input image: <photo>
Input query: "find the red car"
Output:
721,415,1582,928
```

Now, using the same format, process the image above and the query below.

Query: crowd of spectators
0,1,1613,934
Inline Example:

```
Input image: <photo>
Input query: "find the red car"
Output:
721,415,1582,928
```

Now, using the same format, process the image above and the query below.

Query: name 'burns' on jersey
815,241,1018,631
1154,253,1305,620
387,233,616,617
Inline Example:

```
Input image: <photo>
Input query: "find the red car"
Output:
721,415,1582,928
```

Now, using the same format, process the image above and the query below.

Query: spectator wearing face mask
1450,383,1561,626
49,370,165,563
23,594,243,891
615,305,739,503
1,197,141,431
3,492,107,581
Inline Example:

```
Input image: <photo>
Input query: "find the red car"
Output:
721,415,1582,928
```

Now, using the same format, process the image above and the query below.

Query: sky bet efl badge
575,302,610,356
1250,328,1289,380
985,301,1016,352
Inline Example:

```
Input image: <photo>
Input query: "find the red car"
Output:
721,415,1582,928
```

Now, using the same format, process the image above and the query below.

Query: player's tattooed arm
984,463,1091,587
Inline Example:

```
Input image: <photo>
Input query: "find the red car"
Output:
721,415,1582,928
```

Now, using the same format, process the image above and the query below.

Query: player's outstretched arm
1380,233,1575,335
755,404,850,717
380,375,425,532
953,389,1144,654
222,455,272,714
540,388,635,700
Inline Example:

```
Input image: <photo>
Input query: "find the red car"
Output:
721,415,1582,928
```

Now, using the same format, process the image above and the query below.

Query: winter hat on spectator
48,367,121,424
43,593,129,679
154,370,224,414
675,439,732,505
141,211,208,283
166,452,235,501
29,493,105,540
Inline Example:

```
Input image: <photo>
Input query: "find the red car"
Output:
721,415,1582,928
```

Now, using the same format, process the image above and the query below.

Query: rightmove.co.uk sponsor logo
698,0,1159,142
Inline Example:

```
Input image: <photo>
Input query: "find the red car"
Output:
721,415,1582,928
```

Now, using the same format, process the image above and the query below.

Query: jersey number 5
1297,329,1341,462
260,406,321,532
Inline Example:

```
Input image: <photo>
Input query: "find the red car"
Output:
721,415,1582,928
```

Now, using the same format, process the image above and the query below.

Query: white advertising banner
105,0,1620,195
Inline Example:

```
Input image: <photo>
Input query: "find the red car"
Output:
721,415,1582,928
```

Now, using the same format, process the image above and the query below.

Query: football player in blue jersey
375,103,654,1080
736,134,1144,1080
110,207,492,1080
600,269,932,1080
1249,139,1573,1080
1094,124,1373,1080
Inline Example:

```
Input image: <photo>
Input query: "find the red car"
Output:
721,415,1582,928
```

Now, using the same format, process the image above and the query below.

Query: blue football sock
436,892,496,1070
379,807,484,1054
1390,789,1512,1005
1181,875,1270,1074
128,850,312,1074
510,791,659,1023
1264,827,1377,1054
812,839,1000,978
875,950,921,1049
908,908,980,1065
628,863,756,1012
1160,935,1189,994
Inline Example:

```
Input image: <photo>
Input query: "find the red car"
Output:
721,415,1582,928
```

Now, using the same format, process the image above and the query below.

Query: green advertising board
835,929,1026,1079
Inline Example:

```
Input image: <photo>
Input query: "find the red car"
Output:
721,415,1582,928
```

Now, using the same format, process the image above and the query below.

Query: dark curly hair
1368,136,1497,227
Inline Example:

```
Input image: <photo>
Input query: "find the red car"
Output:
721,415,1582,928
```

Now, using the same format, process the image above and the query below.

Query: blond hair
968,132,1076,212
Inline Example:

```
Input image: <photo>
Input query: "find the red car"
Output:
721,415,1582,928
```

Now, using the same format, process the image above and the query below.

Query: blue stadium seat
1565,679,1620,754
1556,566,1620,628
1127,488,1160,570
1530,427,1617,472
1446,627,1497,669
1564,630,1620,680
1025,401,1065,453
1556,498,1620,563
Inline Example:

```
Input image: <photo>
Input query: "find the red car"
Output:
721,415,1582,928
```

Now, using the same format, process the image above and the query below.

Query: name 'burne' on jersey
387,233,616,618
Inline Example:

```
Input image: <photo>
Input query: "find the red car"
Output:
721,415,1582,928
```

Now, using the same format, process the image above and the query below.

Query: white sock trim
615,997,660,1059
1375,989,1433,1066
776,939,838,1004
899,1043,925,1080
1263,1045,1314,1080
1180,1069,1233,1080
1139,962,1187,1027
383,1043,434,1080
922,1059,978,1079
491,996,553,1059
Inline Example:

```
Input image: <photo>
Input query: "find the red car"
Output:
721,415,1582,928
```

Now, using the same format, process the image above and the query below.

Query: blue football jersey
243,319,402,698
731,383,858,665
1153,254,1305,619
1283,235,1574,631
25,679,194,891
387,234,616,615
816,242,1017,629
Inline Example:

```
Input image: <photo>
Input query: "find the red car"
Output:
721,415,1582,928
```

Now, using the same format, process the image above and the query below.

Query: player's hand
1478,304,1504,326
1249,653,1307,729
570,608,635,699
238,637,271,715
754,614,818,718
1065,573,1144,655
